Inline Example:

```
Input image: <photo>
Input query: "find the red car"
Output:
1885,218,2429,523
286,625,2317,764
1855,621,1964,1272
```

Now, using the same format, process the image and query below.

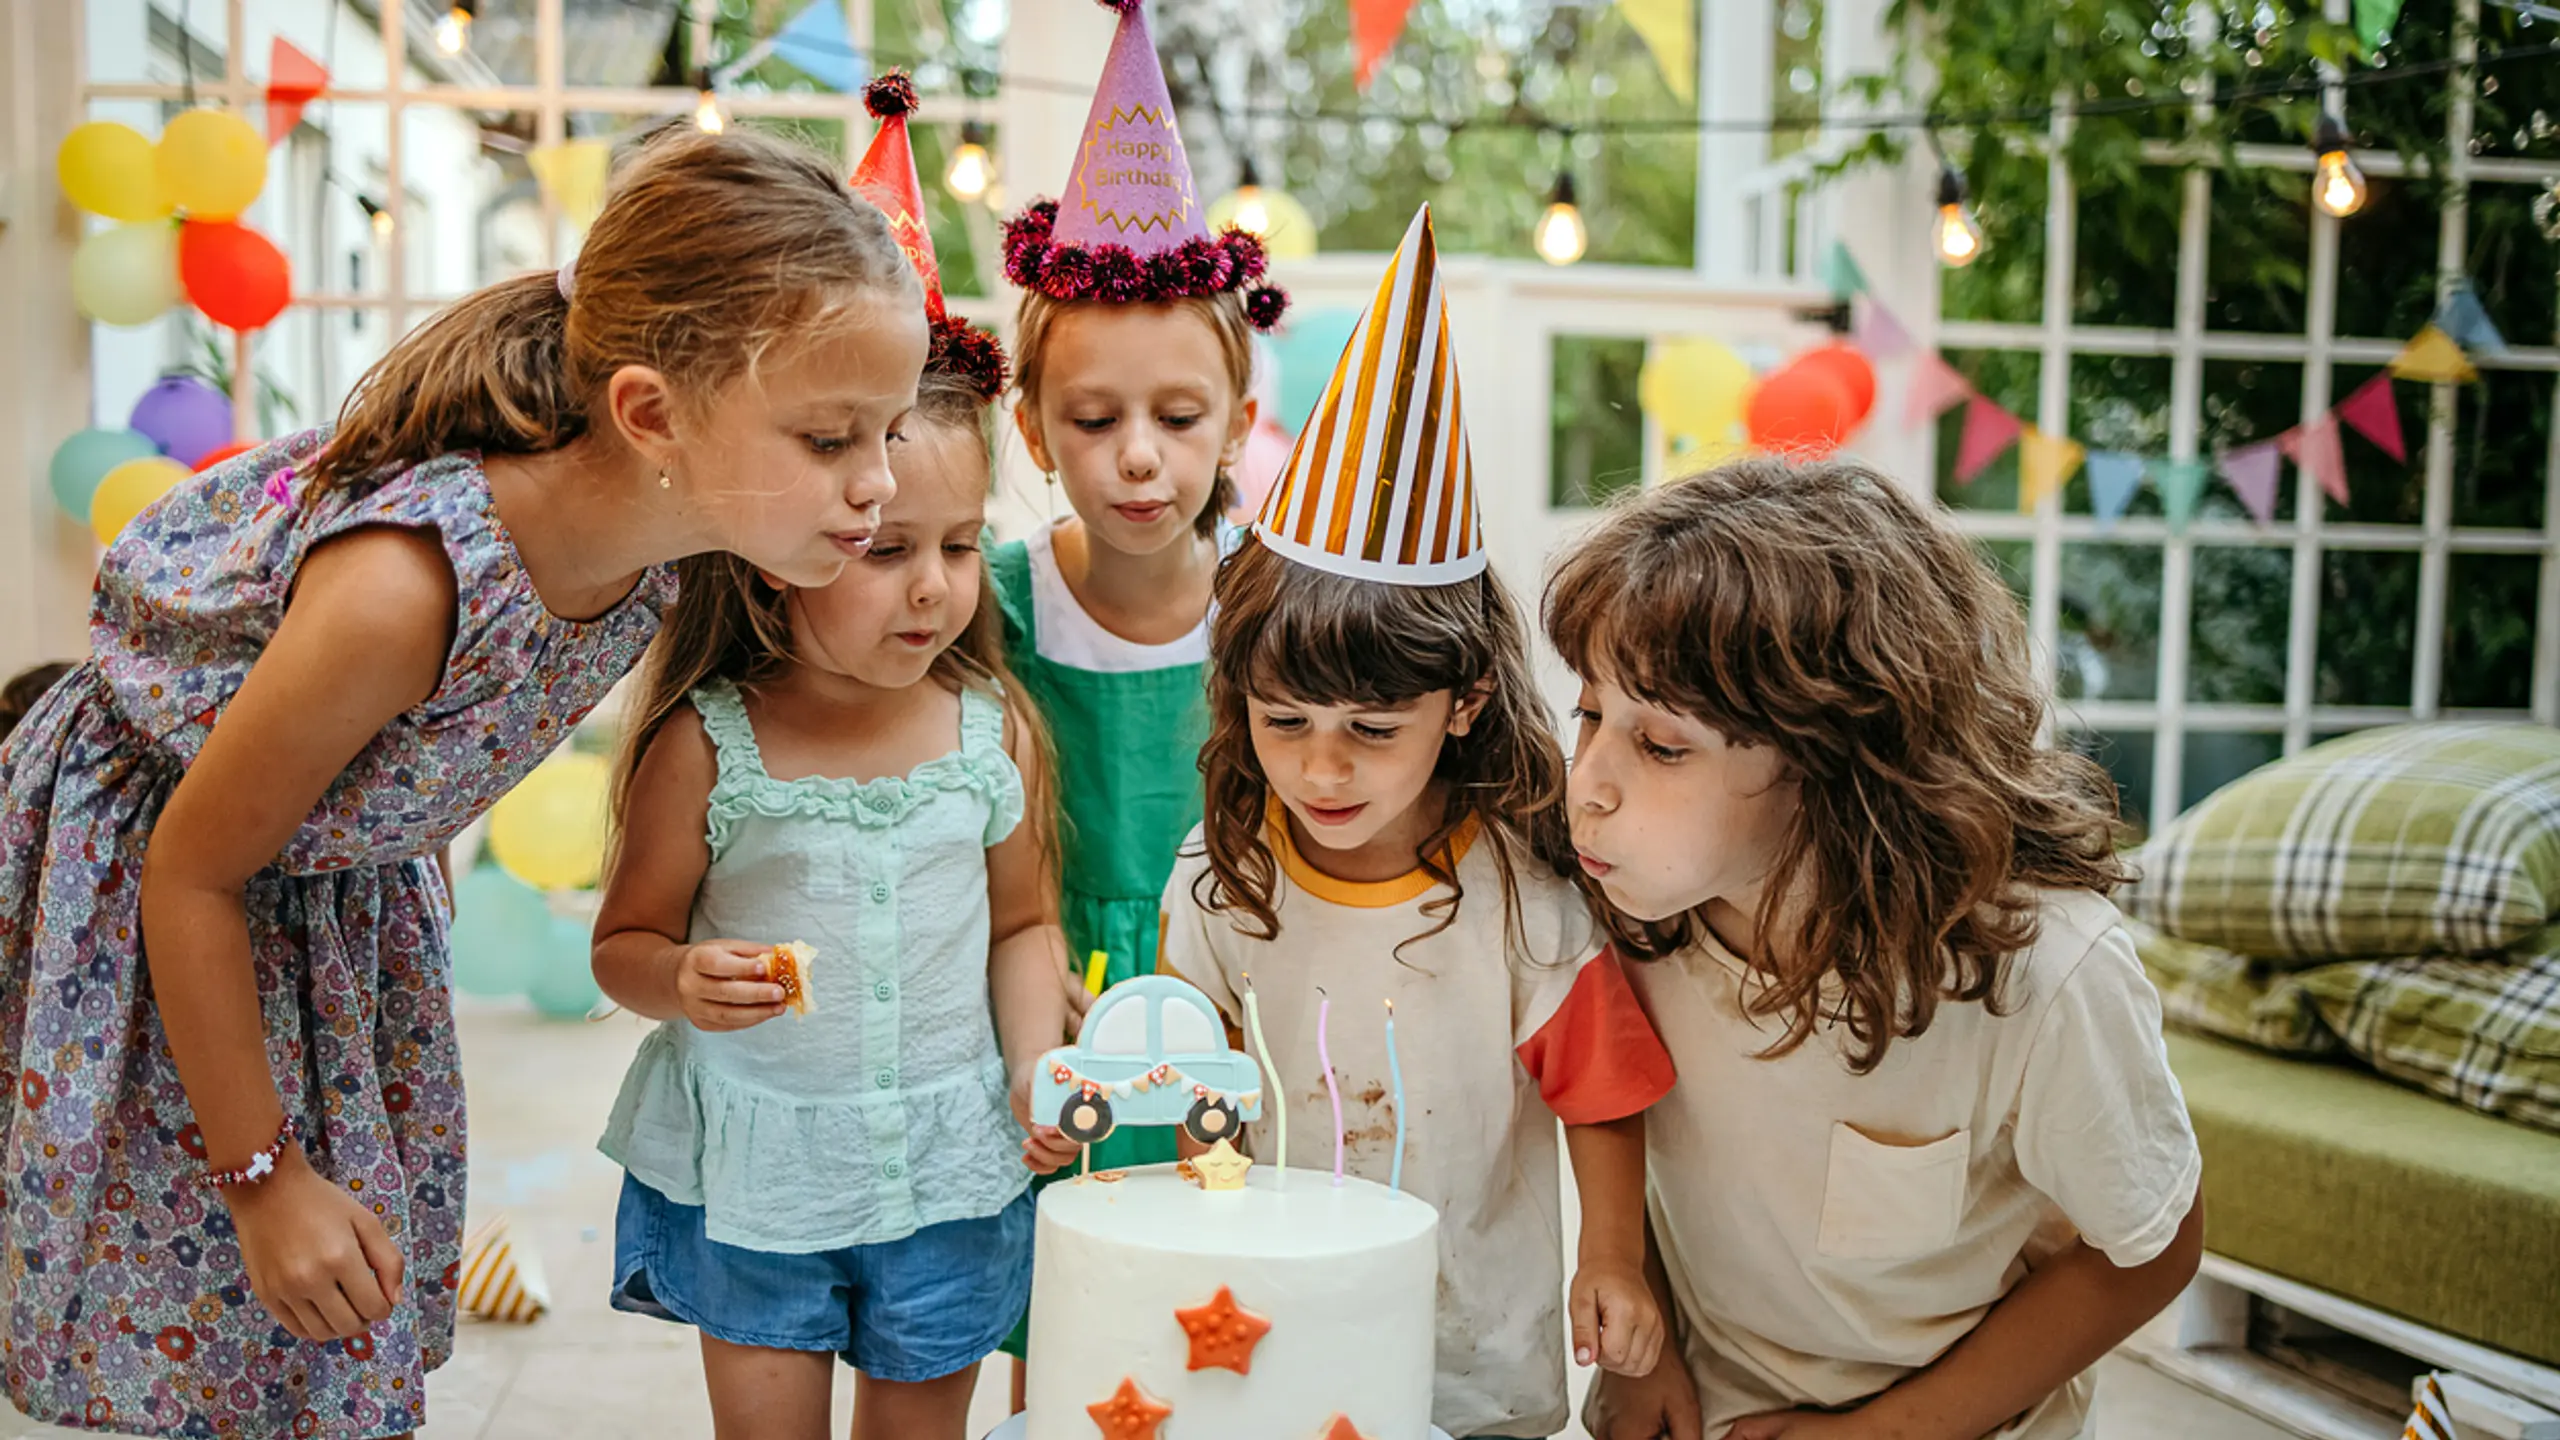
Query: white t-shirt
1021,520,1213,671
1601,888,2200,1440
1161,817,1674,1439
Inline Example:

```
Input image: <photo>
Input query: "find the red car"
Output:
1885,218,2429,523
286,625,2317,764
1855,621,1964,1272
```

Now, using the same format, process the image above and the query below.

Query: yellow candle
1242,973,1287,1183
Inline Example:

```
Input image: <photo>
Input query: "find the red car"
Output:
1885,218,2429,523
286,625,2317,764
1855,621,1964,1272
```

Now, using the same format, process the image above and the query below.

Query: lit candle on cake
1384,999,1406,1193
1242,973,1287,1184
1318,989,1345,1185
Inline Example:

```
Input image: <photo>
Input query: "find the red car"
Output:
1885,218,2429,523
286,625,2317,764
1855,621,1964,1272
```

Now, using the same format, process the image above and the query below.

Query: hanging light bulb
1229,158,1273,238
1932,163,1985,268
944,121,993,203
1535,170,1587,266
358,194,394,240
433,0,474,57
2310,112,2368,217
694,70,727,135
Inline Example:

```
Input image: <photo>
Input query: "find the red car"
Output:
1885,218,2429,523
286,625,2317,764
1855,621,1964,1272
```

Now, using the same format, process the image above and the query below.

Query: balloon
1640,337,1756,466
527,914,605,1020
1267,307,1362,435
154,109,267,221
1789,340,1878,427
448,867,551,999
57,122,169,221
1745,361,1859,459
1206,187,1321,261
487,753,612,892
70,221,181,327
179,221,292,332
89,456,189,545
129,375,233,466
49,428,162,523
192,440,260,473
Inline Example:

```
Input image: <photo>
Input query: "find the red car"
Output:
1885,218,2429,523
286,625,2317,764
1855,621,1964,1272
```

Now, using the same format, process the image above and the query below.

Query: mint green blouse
598,679,1031,1254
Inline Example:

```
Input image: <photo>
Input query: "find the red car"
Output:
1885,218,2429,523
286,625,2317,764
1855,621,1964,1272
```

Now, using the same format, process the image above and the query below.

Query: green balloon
449,867,549,999
49,427,162,523
527,912,604,1020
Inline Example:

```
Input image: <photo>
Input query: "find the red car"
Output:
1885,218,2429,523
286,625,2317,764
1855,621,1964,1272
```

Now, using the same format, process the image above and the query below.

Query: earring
658,469,673,490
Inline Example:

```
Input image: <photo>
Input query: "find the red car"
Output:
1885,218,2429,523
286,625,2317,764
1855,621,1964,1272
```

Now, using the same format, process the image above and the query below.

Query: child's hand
1011,1064,1083,1174
1590,1352,1703,1440
1572,1258,1668,1376
675,940,789,1032
227,1146,404,1342
1056,952,1094,1030
1721,1408,1868,1439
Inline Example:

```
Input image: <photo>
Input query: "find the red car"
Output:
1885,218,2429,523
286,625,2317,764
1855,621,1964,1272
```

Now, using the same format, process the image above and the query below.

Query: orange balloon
178,220,291,331
1744,363,1857,459
1790,340,1878,427
192,440,260,473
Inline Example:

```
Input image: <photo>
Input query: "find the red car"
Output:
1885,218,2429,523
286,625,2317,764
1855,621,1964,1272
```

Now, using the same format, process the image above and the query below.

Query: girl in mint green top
592,369,1080,1435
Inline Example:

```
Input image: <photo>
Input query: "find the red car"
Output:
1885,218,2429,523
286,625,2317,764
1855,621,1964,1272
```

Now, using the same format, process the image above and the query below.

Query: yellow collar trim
1269,800,1480,909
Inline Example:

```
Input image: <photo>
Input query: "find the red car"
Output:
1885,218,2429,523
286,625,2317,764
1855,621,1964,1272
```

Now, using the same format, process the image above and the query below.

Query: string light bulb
1229,158,1273,238
433,0,474,57
1534,170,1587,266
1932,163,1985,268
358,194,393,239
944,121,993,203
693,71,727,135
2310,112,2368,217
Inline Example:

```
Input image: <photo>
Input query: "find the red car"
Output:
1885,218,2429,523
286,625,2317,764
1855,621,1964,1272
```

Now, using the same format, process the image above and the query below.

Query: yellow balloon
1207,187,1321,261
154,109,267,221
1640,337,1757,471
488,753,613,893
89,456,189,546
59,122,170,221
72,222,181,326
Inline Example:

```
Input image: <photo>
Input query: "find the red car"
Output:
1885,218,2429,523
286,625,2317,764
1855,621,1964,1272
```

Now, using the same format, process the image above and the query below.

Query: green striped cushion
2295,926,2560,1136
2120,722,2560,962
2130,920,2339,1054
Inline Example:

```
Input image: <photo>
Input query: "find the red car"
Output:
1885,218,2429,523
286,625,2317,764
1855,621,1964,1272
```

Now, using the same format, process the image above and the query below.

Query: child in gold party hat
1159,206,1677,1438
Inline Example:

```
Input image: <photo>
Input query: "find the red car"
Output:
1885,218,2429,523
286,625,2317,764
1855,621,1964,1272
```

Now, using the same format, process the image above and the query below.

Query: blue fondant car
1033,974,1265,1148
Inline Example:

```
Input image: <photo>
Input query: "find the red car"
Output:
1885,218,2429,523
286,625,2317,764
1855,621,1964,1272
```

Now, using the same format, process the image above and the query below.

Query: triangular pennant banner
1905,352,1972,429
1819,241,1869,300
266,38,328,145
2355,0,2404,48
1621,0,1696,103
1352,0,1418,91
1852,295,1912,361
2155,458,2211,533
2278,412,2350,508
2086,451,2146,531
2435,281,2509,359
2390,324,2479,384
2017,427,2087,512
2219,440,2285,524
1954,395,2025,484
527,140,612,230
2335,373,2406,461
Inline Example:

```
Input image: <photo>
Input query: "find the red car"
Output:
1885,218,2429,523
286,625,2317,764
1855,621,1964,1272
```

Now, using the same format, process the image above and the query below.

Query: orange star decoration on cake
1320,1416,1377,1440
1086,1377,1173,1440
1192,1137,1252,1191
1174,1284,1273,1374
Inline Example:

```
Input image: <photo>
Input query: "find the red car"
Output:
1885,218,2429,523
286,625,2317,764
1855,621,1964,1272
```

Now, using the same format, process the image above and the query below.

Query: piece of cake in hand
763,941,816,1016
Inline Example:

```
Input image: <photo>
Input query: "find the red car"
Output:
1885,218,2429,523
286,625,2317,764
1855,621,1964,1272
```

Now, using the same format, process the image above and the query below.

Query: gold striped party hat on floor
458,1216,549,1324
1254,205,1482,585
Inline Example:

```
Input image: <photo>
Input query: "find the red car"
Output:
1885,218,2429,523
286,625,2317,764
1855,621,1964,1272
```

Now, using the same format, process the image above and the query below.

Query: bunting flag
2086,450,2147,531
2401,1373,2453,1440
1852,295,1913,361
1905,352,1972,428
2279,412,2350,508
2018,427,2086,512
2335,373,2406,461
2355,0,2405,49
2219,440,2285,524
265,38,328,145
1352,0,1417,90
1819,241,1869,300
2435,281,2509,359
1954,395,2025,483
2155,458,2211,533
2389,325,2478,384
527,140,612,230
1621,0,1696,103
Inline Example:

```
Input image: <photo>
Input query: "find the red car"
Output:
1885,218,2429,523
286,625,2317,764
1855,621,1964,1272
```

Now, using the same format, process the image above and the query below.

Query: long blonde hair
306,127,917,489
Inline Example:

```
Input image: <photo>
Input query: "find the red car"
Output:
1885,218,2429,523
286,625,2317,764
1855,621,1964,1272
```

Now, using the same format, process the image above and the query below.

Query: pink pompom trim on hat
1001,200,1289,332
1094,0,1143,13
863,71,919,120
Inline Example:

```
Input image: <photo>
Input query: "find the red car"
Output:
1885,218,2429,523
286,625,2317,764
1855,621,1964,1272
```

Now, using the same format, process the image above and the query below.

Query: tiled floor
9,1006,2295,1439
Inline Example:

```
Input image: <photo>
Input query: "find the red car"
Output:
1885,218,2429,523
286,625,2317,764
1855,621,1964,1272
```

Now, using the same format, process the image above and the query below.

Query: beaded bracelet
202,1116,297,1190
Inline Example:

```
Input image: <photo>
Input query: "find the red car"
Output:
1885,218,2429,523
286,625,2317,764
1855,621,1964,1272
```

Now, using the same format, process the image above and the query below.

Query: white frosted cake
1023,1162,1440,1440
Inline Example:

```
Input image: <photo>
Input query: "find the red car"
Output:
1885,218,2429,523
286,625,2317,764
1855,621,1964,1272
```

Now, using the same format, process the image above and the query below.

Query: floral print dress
0,430,673,1439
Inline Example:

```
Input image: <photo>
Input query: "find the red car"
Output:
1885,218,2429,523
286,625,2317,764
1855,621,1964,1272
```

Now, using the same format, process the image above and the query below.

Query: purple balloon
128,375,233,467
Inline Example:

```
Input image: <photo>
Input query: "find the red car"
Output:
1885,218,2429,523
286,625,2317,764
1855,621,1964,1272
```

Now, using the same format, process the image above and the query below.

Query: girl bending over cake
1159,207,1677,1440
589,82,1080,1440
1553,460,2205,1440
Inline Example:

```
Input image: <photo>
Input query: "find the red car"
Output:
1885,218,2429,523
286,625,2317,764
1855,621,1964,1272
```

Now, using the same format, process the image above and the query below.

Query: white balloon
72,221,181,327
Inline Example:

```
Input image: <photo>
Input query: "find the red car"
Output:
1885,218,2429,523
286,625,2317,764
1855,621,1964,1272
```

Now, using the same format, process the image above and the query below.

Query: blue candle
1384,999,1406,1193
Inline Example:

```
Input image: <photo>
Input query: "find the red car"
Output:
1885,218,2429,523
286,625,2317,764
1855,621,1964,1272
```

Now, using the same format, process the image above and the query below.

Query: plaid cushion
2120,722,2560,963
2295,926,2560,1136
2129,919,2339,1054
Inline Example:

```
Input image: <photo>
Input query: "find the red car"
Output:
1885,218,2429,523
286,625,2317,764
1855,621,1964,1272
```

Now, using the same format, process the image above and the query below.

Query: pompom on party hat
1253,205,1481,585
1002,0,1287,331
853,71,1009,400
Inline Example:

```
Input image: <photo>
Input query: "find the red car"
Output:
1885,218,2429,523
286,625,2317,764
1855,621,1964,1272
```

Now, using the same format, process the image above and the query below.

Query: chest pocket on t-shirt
1815,1121,1972,1261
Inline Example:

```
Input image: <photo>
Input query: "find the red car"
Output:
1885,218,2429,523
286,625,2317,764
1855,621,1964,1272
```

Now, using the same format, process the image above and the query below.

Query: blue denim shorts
609,1173,1034,1383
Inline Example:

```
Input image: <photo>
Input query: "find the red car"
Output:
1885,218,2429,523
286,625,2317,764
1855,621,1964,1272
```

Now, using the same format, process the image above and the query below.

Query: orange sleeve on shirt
1516,948,1676,1126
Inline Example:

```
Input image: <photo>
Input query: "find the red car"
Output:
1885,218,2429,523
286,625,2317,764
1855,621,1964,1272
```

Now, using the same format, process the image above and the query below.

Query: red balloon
1745,363,1858,458
1791,340,1878,426
191,440,259,473
178,220,291,331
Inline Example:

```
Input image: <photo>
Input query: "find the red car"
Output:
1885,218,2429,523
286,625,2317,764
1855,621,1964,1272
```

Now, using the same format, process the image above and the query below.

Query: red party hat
853,73,1008,400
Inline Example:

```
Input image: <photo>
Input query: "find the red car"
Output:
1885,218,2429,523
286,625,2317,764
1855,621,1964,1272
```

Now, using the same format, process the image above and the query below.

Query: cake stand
982,1416,1453,1439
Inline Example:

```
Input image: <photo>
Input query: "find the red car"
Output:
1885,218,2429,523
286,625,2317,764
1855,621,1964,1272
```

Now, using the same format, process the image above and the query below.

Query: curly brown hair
1195,536,1587,964
1544,457,2131,1072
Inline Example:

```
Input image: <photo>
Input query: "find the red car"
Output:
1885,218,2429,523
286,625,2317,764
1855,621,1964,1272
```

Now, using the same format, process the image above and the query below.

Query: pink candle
1317,989,1345,1185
